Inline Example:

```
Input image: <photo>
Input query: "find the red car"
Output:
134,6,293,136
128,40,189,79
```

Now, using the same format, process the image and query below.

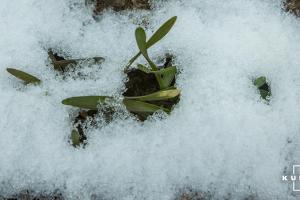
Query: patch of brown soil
87,0,151,14
284,0,300,16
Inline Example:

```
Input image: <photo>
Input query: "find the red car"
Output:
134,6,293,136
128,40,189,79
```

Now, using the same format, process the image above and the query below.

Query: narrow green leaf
62,96,111,110
7,68,41,84
125,52,141,69
126,16,177,69
254,76,266,88
71,129,81,147
147,16,177,48
124,89,180,101
137,64,151,73
135,27,158,70
123,99,170,113
138,65,177,75
135,27,148,58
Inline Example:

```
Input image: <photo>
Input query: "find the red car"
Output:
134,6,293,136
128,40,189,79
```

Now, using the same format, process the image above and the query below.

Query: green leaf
62,96,111,110
137,65,177,89
135,27,148,58
123,99,170,113
157,66,177,89
254,76,266,88
124,89,180,101
137,64,151,73
147,16,177,48
71,129,81,147
7,68,41,84
135,27,157,70
126,16,177,69
137,65,176,75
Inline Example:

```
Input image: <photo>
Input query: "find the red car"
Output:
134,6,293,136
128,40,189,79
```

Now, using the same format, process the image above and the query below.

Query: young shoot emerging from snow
62,16,181,147
254,76,271,101
126,16,178,90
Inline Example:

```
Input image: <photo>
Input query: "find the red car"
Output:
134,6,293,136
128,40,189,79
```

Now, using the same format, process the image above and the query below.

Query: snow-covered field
1,0,300,199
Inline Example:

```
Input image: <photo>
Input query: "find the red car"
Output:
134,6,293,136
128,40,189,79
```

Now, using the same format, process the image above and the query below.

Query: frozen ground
0,0,300,199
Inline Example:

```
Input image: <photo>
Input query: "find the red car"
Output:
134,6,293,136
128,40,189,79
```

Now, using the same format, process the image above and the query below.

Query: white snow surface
0,0,300,199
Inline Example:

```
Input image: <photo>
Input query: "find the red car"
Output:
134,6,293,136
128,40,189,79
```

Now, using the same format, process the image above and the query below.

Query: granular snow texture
0,0,300,199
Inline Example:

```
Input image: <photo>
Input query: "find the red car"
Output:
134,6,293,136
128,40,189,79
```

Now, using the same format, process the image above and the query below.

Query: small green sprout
48,50,105,71
254,76,271,101
126,16,177,68
6,68,41,85
126,16,178,90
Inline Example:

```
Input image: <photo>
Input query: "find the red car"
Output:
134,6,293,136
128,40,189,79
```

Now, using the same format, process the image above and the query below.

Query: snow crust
0,0,300,199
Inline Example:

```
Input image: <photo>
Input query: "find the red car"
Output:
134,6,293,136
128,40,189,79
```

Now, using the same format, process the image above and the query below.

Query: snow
0,0,299,199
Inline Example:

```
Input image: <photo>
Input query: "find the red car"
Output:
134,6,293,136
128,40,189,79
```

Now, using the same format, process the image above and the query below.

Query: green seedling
6,68,41,85
128,16,178,90
48,50,105,71
126,16,177,68
254,76,271,101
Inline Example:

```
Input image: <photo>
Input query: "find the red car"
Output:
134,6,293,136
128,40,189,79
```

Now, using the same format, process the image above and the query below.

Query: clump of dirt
284,0,300,16
86,0,151,14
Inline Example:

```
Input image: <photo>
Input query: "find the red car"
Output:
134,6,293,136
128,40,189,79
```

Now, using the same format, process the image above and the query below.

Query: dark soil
86,0,151,14
284,0,300,16
2,190,63,200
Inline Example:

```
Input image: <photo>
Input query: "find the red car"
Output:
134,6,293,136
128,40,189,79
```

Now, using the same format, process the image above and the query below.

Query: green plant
61,17,180,147
6,68,41,85
62,16,180,116
254,76,271,101
62,89,180,114
126,16,178,90
63,89,180,147
126,16,177,68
